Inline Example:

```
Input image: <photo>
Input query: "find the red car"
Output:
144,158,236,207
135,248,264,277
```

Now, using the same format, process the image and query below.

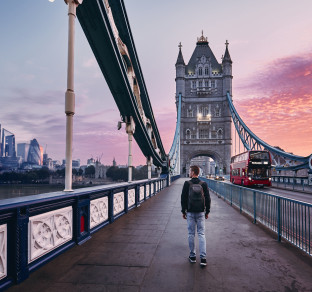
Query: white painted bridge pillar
126,117,135,182
147,157,153,180
64,0,83,192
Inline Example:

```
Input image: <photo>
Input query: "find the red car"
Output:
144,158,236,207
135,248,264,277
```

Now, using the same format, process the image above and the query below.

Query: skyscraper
1,128,16,157
27,139,43,165
17,143,31,163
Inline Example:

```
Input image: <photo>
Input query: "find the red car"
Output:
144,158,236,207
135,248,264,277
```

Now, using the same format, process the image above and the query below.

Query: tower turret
175,42,185,98
222,40,233,96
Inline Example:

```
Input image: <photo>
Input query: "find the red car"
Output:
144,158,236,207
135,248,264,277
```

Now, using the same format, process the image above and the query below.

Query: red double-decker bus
230,150,272,187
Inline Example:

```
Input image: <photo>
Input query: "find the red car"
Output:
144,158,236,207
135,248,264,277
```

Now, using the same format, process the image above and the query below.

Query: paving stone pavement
8,179,312,292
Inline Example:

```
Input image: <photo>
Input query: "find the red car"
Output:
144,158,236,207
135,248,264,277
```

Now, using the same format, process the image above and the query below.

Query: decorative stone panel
0,224,7,280
139,186,144,201
146,184,150,198
128,189,135,208
28,206,72,263
113,192,124,215
151,183,154,195
90,196,108,229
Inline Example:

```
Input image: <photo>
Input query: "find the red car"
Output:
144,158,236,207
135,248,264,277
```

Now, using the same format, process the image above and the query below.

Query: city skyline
1,1,312,166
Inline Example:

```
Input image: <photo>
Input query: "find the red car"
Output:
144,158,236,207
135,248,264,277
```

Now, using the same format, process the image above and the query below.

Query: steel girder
76,0,166,167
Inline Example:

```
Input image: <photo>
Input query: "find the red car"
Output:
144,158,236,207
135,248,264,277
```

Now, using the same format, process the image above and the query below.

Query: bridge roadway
8,179,312,292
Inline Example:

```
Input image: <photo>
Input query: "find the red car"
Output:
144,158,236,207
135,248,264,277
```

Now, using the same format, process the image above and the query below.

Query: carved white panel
140,186,145,201
113,192,124,215
145,185,150,198
90,196,108,229
29,206,72,263
151,183,154,195
128,189,135,208
0,224,7,280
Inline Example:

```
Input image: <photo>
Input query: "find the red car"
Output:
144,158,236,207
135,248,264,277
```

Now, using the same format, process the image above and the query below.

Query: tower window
199,129,209,139
191,81,196,89
211,80,216,88
199,81,202,87
205,81,209,87
187,109,193,117
205,67,209,75
198,67,203,76
186,129,191,139
217,128,223,139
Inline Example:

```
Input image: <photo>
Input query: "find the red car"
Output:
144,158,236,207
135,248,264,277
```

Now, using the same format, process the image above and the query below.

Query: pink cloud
234,52,312,157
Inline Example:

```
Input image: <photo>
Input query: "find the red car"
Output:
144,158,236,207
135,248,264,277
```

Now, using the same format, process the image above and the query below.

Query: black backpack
188,181,205,212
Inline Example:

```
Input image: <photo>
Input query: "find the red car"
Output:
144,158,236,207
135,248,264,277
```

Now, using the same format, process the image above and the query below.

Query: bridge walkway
8,179,312,292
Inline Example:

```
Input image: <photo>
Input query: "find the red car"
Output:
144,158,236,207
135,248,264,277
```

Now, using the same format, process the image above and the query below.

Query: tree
85,165,95,177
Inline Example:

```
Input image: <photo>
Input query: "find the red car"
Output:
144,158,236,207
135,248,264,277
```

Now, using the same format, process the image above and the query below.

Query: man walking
181,165,211,266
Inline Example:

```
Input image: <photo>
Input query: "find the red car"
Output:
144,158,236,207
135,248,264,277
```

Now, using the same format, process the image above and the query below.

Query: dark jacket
181,177,211,215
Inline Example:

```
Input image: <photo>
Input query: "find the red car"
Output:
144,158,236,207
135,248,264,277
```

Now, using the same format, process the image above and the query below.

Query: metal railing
203,178,311,256
272,176,312,192
0,176,170,290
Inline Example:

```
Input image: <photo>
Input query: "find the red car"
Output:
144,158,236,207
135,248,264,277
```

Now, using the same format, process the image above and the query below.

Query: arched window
198,67,203,76
217,128,223,139
186,129,191,139
205,67,209,75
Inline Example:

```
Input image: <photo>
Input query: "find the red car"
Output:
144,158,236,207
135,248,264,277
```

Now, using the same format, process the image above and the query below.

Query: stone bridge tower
176,33,232,176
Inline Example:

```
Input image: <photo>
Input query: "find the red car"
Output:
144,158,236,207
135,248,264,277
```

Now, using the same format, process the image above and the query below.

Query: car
214,175,225,181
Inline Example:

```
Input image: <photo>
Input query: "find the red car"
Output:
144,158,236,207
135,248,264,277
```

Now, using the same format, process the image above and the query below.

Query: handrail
0,177,169,289
203,178,312,256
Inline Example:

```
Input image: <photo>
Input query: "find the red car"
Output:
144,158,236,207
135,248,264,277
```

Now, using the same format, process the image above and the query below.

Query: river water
0,184,97,201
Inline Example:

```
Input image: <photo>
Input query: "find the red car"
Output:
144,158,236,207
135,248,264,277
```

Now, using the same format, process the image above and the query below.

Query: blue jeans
187,212,206,259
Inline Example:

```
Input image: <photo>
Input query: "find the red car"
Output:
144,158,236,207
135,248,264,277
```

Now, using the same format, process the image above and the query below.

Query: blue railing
272,176,312,192
202,178,312,256
0,176,169,290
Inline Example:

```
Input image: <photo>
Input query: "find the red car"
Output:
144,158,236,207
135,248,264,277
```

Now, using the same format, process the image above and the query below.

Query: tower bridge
1,0,312,290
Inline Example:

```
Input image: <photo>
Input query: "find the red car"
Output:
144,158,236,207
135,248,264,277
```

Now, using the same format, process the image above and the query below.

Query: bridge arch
183,149,226,176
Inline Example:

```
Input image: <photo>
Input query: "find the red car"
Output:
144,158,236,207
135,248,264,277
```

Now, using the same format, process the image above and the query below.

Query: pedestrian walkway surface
8,179,312,292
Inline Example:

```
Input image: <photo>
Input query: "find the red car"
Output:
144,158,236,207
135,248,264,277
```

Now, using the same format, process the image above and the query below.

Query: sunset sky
0,0,312,166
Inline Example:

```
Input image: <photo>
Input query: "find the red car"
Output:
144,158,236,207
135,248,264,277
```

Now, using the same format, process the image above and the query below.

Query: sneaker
188,256,196,263
200,258,207,266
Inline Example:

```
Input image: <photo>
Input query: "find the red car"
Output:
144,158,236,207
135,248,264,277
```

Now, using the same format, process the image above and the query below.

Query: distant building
61,159,81,169
95,160,109,179
17,143,30,163
0,127,19,169
87,158,95,166
72,159,80,169
1,128,16,158
27,139,43,165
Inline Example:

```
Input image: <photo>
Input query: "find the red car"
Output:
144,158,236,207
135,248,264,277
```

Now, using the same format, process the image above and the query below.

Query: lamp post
64,0,82,192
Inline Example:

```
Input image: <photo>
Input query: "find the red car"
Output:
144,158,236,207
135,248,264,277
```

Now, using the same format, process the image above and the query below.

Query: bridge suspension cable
168,93,181,175
227,92,311,171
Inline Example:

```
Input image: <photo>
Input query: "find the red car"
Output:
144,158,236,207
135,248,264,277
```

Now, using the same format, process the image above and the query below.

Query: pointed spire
222,40,232,64
175,42,185,66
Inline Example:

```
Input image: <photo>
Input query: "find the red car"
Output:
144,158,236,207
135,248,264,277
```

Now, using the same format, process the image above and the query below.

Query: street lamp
64,0,83,191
